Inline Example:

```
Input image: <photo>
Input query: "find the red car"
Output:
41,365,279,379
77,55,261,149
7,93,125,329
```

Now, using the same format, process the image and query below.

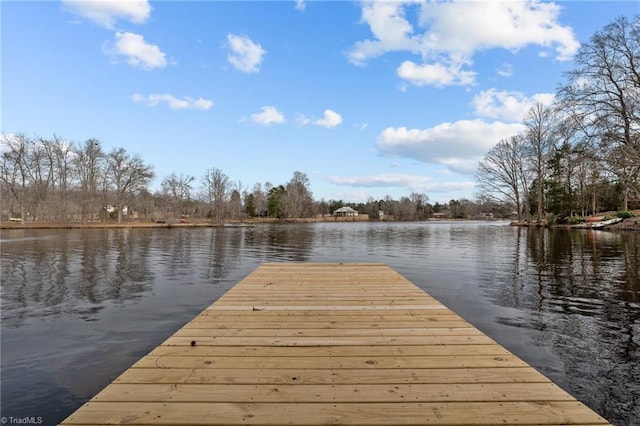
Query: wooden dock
60,263,610,425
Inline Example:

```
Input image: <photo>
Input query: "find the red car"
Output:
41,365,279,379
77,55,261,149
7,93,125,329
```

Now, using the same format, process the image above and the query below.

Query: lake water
1,221,639,425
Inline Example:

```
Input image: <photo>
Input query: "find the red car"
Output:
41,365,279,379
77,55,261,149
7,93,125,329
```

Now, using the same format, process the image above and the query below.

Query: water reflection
1,230,158,327
481,228,640,425
1,223,639,425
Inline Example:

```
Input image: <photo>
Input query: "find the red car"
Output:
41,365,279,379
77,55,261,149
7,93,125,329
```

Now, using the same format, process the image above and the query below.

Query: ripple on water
0,224,638,425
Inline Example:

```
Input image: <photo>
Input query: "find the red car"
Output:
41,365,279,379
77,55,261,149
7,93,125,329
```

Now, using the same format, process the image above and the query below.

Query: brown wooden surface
60,263,610,425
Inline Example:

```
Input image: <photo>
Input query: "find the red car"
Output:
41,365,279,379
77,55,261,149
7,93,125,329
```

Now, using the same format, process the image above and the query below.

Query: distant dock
60,263,610,425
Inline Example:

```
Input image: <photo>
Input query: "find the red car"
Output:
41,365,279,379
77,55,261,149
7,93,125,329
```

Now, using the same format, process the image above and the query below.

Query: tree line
0,134,305,223
476,16,639,224
1,137,155,224
2,132,506,223
0,134,455,223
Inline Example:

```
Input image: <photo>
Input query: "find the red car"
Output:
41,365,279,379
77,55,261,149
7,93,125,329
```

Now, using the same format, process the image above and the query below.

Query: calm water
1,222,639,425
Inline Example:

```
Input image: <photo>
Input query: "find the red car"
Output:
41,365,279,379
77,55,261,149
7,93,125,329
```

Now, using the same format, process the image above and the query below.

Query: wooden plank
171,327,482,337
147,344,513,357
93,383,576,403
207,305,447,311
216,299,436,304
60,263,610,426
133,354,528,369
163,335,495,346
189,314,467,321
113,367,551,385
197,311,458,318
184,320,473,329
61,401,609,425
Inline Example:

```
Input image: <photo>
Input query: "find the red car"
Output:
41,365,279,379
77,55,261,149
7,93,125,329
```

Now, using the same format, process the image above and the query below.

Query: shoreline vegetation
0,216,469,230
510,216,640,231
2,212,639,231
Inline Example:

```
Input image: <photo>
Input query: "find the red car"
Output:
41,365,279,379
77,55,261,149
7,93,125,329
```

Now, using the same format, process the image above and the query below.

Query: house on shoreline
332,206,358,217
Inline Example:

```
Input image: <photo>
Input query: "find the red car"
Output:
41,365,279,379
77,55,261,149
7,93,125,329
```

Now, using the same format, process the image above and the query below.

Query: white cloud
61,0,151,28
472,89,555,122
330,173,430,188
329,191,374,203
349,0,579,87
397,60,476,87
416,0,579,61
297,115,312,126
299,110,343,128
131,93,213,110
348,1,421,66
295,0,306,12
227,34,266,73
328,173,475,193
316,110,343,128
376,119,525,174
105,32,167,70
250,106,285,125
497,63,513,78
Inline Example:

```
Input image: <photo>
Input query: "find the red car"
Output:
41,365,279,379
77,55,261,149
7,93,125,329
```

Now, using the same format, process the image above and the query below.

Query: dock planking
60,263,610,425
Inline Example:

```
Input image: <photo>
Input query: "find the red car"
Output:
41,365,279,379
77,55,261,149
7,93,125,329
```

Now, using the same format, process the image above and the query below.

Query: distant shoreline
0,217,497,230
0,217,352,230
7,217,636,231
0,221,220,230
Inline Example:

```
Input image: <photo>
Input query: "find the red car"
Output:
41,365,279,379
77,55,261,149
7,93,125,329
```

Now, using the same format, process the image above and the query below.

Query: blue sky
2,0,638,203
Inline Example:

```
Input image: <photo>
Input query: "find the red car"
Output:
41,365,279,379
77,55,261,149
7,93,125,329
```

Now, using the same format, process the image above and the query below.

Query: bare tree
476,135,531,223
228,180,245,220
39,138,57,220
397,196,416,221
0,133,30,221
53,137,75,221
523,103,558,222
105,147,154,223
25,139,53,221
40,136,75,222
137,188,161,221
559,15,640,210
251,183,267,217
201,167,229,224
410,192,429,220
228,189,243,220
366,196,380,220
283,171,314,218
382,195,398,220
73,139,104,222
161,173,195,220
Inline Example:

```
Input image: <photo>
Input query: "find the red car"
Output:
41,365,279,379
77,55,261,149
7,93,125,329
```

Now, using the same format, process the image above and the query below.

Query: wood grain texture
60,263,610,425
